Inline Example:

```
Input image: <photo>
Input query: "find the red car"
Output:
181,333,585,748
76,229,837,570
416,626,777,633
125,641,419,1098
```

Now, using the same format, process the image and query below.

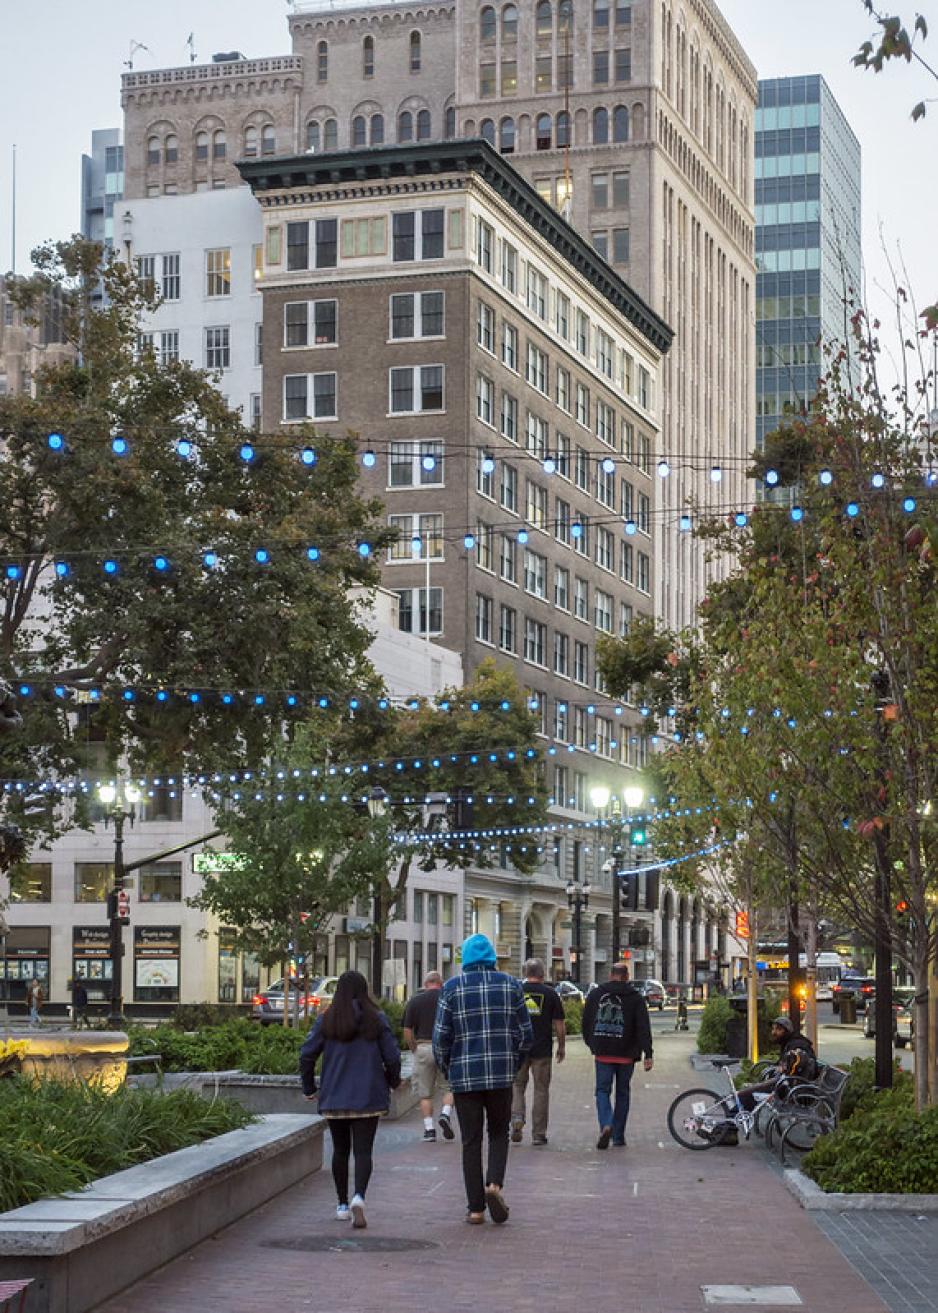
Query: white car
895,1002,914,1049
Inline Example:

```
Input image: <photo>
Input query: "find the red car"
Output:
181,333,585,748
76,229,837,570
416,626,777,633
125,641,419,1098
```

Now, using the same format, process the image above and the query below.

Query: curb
784,1168,938,1213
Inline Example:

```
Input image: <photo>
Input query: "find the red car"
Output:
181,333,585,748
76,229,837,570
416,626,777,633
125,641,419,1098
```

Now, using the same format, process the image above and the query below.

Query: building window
500,115,516,151
164,133,178,163
261,125,276,155
392,209,445,261
390,440,444,488
555,431,571,477
213,130,226,160
536,55,553,92
554,497,571,545
594,0,610,27
250,394,262,431
558,50,572,87
594,589,613,633
525,342,549,394
525,413,548,461
475,522,495,571
160,253,180,300
526,478,548,531
476,593,494,644
613,169,630,207
397,587,443,636
620,540,634,583
553,631,569,676
503,3,519,38
476,374,495,424
389,365,445,413
616,0,631,24
480,63,497,97
286,219,338,272
338,215,386,259
554,564,570,610
204,326,230,370
475,218,494,272
596,328,614,378
499,604,517,653
501,391,518,441
284,299,338,348
481,117,496,146
524,618,547,667
613,227,630,263
147,135,161,166
502,321,518,370
480,5,497,40
526,267,547,319
244,126,258,157
596,525,614,571
410,30,422,71
536,0,553,36
139,862,182,903
417,109,431,139
477,301,496,352
615,48,631,82
8,863,52,903
523,547,547,597
535,113,552,149
574,640,589,684
619,601,633,636
576,309,591,357
362,34,375,77
195,130,209,162
389,290,444,340
324,118,338,150
371,114,384,145
205,248,231,297
159,330,179,365
389,512,444,561
477,450,496,498
596,459,615,507
613,104,629,141
637,490,650,533
74,862,113,903
593,107,609,144
317,40,328,81
306,120,321,152
500,533,517,582
576,384,590,428
637,551,650,593
352,115,367,147
592,172,609,208
574,576,588,620
593,50,609,84
283,372,338,421
592,231,609,259
500,463,518,512
501,240,517,292
445,105,457,138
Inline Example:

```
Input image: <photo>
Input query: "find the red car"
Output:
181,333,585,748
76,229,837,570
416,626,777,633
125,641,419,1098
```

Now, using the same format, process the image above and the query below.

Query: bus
756,947,844,1001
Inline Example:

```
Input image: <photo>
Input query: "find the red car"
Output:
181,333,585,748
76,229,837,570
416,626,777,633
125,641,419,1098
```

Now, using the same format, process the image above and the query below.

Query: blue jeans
594,1061,635,1142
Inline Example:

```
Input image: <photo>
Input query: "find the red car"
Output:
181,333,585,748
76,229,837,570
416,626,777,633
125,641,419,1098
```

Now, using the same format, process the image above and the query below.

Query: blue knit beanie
461,933,497,967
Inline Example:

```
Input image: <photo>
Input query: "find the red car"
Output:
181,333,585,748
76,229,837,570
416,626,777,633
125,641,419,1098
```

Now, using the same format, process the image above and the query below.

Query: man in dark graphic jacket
582,963,653,1149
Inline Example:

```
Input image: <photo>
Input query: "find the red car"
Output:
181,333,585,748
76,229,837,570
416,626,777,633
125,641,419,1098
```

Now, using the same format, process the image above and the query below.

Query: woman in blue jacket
300,970,401,1229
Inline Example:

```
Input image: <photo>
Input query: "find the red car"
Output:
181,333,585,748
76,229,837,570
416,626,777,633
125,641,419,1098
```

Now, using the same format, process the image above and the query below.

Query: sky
1,0,936,331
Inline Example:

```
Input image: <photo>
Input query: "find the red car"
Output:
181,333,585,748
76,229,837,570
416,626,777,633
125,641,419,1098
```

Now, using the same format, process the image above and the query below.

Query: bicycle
667,1064,773,1150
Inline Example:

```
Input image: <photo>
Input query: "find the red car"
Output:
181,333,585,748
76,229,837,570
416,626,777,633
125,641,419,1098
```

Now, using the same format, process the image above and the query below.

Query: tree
0,238,389,869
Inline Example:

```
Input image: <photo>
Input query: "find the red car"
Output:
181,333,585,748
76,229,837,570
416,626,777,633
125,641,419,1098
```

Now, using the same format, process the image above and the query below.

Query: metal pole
611,867,621,970
424,529,431,647
871,681,894,1090
10,144,16,274
572,894,582,986
372,887,383,998
108,810,125,1028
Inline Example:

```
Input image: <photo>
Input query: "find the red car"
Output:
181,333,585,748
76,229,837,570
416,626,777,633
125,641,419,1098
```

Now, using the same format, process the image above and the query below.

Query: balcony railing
122,56,303,91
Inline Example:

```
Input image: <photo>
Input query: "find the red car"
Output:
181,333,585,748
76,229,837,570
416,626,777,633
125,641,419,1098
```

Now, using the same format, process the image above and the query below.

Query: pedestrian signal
629,826,646,846
735,910,750,939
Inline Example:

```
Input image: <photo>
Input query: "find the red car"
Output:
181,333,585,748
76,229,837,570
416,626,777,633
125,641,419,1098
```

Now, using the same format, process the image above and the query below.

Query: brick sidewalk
99,1034,888,1313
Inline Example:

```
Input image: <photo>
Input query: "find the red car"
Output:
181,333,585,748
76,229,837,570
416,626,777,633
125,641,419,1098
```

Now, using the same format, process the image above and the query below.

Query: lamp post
96,778,141,1028
622,784,645,968
366,786,390,998
565,876,591,985
590,784,644,974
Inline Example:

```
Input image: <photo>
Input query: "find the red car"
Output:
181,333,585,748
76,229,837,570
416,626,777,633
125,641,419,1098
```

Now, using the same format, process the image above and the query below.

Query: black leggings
328,1116,380,1203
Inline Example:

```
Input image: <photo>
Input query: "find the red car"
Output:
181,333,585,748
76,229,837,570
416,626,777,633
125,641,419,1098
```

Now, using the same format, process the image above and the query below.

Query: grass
0,1075,255,1213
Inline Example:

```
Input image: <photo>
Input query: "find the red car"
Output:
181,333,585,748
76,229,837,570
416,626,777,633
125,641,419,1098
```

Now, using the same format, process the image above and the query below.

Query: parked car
896,1002,914,1049
832,975,876,1014
252,975,338,1025
863,986,915,1039
634,978,667,1010
555,980,585,1003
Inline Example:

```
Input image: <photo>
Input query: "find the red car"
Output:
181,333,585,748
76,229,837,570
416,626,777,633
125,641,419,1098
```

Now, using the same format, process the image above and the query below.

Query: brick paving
814,1213,938,1313
98,1033,889,1313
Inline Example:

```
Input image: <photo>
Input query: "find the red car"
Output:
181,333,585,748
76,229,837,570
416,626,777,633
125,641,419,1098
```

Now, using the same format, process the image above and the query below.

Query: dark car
863,985,915,1039
832,975,876,1014
635,978,667,1010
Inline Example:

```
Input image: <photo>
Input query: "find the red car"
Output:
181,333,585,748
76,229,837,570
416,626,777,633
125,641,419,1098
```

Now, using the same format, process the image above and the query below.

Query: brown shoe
510,1122,524,1144
597,1126,612,1150
485,1186,509,1224
466,1211,485,1225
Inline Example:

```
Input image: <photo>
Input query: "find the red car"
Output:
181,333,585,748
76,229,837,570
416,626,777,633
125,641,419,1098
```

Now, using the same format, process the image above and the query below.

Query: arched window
317,40,328,83
261,125,275,156
556,110,571,146
324,118,338,150
147,135,161,166
371,113,384,145
410,31,421,72
559,0,573,31
536,112,552,149
480,118,496,145
613,104,629,141
362,35,375,78
593,0,609,27
416,108,431,139
445,106,457,139
164,133,178,164
480,6,496,41
352,115,367,147
213,130,226,160
243,126,258,158
536,1,552,36
398,110,414,142
195,131,209,162
593,107,609,144
502,3,518,38
499,116,515,153
306,120,321,152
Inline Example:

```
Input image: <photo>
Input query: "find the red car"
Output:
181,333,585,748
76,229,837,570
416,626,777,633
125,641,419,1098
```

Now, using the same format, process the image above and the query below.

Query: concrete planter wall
0,1030,128,1092
0,1114,324,1313
785,1168,938,1212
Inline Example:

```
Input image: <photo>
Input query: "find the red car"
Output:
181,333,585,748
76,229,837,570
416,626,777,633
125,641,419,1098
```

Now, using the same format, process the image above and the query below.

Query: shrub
802,1081,938,1194
172,1003,249,1030
697,995,734,1054
378,998,407,1049
127,1018,307,1075
0,1076,253,1212
563,997,584,1036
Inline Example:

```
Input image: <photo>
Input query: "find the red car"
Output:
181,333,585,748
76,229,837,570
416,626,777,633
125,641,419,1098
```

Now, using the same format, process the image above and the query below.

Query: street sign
117,890,130,923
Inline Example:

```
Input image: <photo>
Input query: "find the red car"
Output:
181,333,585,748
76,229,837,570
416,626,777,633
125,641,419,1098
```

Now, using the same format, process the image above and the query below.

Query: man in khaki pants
403,971,455,1142
511,959,566,1146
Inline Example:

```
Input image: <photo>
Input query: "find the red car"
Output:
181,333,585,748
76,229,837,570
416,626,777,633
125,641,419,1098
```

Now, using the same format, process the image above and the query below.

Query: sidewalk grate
702,1287,803,1307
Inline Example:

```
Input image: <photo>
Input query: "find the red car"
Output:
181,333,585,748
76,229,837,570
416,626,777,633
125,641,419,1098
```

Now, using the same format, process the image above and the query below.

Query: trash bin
840,996,857,1024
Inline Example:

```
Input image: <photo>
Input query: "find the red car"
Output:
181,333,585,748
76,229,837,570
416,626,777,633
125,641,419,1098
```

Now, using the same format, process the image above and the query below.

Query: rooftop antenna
187,32,197,64
10,144,15,274
124,40,152,71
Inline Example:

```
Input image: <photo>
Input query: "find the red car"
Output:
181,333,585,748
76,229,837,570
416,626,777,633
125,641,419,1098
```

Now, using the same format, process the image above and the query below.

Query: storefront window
241,951,260,1003
138,861,182,903
218,930,237,1002
73,926,113,1000
1,926,50,1001
74,862,113,903
442,894,455,927
134,926,180,1002
8,863,52,902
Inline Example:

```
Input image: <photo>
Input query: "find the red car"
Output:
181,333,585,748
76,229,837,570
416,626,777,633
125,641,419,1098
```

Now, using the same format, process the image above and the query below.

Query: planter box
0,1114,324,1313
784,1168,938,1212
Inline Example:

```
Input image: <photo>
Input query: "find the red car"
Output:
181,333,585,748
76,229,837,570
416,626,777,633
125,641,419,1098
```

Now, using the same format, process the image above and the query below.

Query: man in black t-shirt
403,972,455,1143
510,959,566,1146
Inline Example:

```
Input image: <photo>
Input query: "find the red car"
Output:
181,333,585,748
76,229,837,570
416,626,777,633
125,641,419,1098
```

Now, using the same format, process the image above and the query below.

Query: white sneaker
350,1194,367,1229
336,1204,351,1222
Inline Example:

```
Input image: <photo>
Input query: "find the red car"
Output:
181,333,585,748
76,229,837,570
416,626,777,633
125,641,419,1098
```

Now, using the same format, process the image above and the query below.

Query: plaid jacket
432,964,533,1093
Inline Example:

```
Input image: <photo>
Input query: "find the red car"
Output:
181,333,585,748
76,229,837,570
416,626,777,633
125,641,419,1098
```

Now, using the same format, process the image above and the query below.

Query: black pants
454,1087,513,1214
328,1116,380,1203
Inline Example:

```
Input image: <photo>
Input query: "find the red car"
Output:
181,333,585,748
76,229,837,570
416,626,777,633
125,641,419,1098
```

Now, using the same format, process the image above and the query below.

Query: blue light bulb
735,513,748,527
680,515,692,531
112,436,129,456
254,548,270,564
601,457,615,474
818,469,833,486
362,450,376,468
300,447,317,466
517,529,529,544
47,432,65,451
624,519,636,535
5,565,20,580
845,502,859,518
358,543,371,557
464,534,476,549
203,551,218,568
55,561,70,577
871,471,885,489
481,455,495,474
239,443,255,463
421,454,436,471
306,547,320,562
903,496,916,513
103,559,119,575
790,506,804,522
543,456,556,474
153,556,169,571
765,469,779,486
176,439,192,459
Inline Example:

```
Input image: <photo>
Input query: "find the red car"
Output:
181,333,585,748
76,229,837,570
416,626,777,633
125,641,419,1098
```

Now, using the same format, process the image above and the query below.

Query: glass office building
81,128,124,306
755,76,861,448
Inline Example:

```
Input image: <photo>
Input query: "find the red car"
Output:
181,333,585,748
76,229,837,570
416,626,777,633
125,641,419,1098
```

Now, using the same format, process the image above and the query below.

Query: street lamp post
622,785,645,967
366,786,390,998
97,778,141,1029
565,877,591,985
590,784,644,975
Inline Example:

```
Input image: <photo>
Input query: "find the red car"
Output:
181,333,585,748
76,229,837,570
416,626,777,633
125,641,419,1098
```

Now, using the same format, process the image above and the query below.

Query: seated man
734,1015,818,1112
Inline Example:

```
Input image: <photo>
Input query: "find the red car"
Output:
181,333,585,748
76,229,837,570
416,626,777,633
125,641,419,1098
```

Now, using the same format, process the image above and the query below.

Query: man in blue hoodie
433,934,533,1224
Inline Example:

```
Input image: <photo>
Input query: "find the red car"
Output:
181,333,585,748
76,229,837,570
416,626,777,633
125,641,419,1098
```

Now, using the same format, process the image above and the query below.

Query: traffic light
628,825,647,847
735,910,750,939
895,898,911,932
620,872,639,911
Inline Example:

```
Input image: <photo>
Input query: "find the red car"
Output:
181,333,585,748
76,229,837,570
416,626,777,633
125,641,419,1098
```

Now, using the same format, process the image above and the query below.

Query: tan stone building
0,278,73,398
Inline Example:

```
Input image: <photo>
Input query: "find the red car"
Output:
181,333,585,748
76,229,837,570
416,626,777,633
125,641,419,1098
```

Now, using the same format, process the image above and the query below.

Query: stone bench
0,1114,324,1313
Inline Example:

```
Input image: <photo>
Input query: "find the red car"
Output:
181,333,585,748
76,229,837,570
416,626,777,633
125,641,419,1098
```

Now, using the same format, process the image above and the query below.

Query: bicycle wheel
780,1100,835,1161
667,1088,730,1150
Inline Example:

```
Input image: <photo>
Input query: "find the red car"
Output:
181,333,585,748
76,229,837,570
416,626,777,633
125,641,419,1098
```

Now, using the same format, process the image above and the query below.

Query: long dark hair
321,970,381,1042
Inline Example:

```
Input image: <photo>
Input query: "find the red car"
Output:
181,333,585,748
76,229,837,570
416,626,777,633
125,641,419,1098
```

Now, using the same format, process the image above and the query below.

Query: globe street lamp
366,787,389,997
96,778,141,1027
565,876,591,985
